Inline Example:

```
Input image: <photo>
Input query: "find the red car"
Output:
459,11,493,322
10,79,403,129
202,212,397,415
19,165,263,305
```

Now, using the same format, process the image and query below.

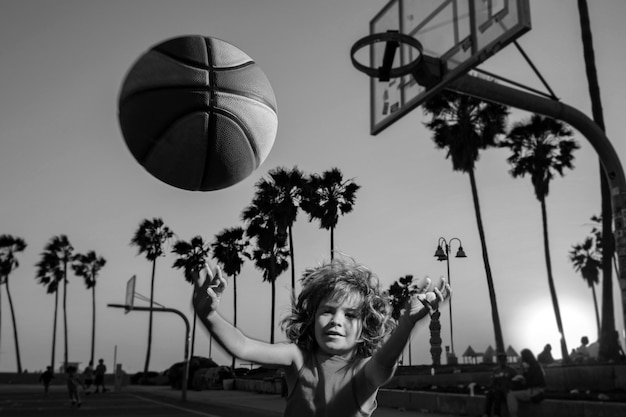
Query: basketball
118,35,278,191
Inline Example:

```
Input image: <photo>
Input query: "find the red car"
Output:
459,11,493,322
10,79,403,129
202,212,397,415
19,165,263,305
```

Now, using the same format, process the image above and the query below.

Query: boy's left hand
403,277,450,323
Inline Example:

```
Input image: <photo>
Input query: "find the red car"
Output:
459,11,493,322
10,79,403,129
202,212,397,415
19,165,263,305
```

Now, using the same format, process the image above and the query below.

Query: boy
193,258,448,416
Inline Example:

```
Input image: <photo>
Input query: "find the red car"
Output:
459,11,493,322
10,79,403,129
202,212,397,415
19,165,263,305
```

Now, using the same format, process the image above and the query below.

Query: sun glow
508,296,598,360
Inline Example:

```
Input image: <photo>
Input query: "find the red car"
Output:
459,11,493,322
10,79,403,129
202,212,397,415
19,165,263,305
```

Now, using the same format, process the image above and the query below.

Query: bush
192,366,235,391
130,371,163,385
167,356,218,390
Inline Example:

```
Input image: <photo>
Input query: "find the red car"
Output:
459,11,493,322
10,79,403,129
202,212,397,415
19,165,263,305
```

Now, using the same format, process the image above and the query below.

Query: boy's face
314,293,363,358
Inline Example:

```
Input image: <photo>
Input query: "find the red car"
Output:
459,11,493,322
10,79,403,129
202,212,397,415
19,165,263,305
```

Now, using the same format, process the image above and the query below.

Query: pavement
0,384,460,416
131,384,460,416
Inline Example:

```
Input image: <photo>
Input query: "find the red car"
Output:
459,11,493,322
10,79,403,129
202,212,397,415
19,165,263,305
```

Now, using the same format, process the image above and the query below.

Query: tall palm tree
423,91,509,357
172,235,210,360
130,217,174,375
569,236,601,333
71,250,106,365
255,166,305,301
387,275,414,365
0,235,27,373
242,201,290,343
36,235,74,371
211,226,250,369
300,168,360,260
502,114,579,361
35,252,63,371
587,215,620,279
577,0,621,362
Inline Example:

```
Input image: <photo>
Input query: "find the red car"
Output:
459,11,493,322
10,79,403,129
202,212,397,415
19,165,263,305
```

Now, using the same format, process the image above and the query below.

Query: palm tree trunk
270,280,276,344
91,284,96,364
330,227,335,260
468,169,505,355
51,290,59,371
591,285,600,337
232,274,238,370
288,226,296,302
6,281,23,373
540,198,569,360
191,314,197,360
144,260,157,375
63,263,69,371
577,0,620,362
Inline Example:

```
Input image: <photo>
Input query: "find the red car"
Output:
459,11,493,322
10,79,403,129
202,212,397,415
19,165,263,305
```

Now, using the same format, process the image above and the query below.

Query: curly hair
280,258,395,358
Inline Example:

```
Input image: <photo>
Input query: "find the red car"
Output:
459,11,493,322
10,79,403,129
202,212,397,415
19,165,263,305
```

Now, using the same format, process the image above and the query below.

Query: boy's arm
365,279,448,387
194,263,302,368
197,308,301,366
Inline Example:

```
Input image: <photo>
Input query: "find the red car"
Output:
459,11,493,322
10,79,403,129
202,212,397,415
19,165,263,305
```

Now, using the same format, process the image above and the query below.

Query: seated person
506,349,546,417
571,336,590,363
537,344,554,365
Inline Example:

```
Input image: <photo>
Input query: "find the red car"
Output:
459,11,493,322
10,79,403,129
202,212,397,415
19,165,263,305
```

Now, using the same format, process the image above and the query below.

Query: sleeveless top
283,350,379,417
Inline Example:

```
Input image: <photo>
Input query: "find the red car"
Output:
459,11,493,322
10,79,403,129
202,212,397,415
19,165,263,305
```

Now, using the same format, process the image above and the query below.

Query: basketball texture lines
119,35,278,191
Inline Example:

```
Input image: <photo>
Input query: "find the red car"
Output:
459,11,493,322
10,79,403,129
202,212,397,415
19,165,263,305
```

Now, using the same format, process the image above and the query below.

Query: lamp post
434,237,466,364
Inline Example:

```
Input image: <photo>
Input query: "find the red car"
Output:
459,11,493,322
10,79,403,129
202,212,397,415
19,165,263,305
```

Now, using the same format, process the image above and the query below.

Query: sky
1,0,625,374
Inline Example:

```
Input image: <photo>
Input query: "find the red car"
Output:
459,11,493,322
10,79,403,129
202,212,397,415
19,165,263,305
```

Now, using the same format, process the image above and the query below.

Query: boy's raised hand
193,262,227,318
404,276,450,324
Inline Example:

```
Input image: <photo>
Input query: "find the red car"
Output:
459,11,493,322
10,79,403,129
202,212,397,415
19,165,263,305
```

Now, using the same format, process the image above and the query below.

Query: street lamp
434,237,466,364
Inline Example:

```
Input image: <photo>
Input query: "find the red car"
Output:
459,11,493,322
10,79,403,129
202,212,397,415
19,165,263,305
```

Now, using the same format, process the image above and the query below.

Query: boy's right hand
193,263,227,318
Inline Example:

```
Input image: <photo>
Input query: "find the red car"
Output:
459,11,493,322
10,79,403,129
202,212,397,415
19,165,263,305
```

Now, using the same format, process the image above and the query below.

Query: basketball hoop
350,31,424,82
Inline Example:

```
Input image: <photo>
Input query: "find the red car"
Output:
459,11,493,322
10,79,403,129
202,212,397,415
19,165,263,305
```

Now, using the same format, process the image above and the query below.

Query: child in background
83,360,94,394
66,365,85,407
193,258,449,417
39,366,54,394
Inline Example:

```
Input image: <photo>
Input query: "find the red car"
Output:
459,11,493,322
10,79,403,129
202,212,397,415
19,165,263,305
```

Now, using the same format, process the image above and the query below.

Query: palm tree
577,0,621,362
35,252,63,371
255,166,305,301
172,235,210,360
300,168,360,260
587,215,620,278
423,91,509,357
569,236,601,333
387,275,414,365
0,235,27,373
130,217,174,375
36,235,74,371
211,226,251,368
242,201,290,343
502,114,579,361
71,250,106,365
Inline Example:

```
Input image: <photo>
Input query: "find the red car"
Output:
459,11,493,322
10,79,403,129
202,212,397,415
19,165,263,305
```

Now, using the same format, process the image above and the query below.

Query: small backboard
366,0,531,135
125,275,136,313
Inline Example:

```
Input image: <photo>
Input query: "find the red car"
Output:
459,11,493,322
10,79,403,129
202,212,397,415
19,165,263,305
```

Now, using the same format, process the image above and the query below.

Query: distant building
461,345,519,364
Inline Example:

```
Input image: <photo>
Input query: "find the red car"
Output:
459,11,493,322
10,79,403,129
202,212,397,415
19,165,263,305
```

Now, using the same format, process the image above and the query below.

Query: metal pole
449,74,626,351
108,304,191,401
445,243,454,356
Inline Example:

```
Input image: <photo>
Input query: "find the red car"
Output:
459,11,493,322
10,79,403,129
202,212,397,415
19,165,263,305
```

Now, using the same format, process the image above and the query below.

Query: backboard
367,0,531,135
125,275,136,314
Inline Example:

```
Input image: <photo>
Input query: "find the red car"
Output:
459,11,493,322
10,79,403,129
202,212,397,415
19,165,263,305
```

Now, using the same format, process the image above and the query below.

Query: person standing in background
94,358,108,393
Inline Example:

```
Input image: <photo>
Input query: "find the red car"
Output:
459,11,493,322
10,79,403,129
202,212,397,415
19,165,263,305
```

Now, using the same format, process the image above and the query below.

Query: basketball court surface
0,385,282,417
0,384,458,417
